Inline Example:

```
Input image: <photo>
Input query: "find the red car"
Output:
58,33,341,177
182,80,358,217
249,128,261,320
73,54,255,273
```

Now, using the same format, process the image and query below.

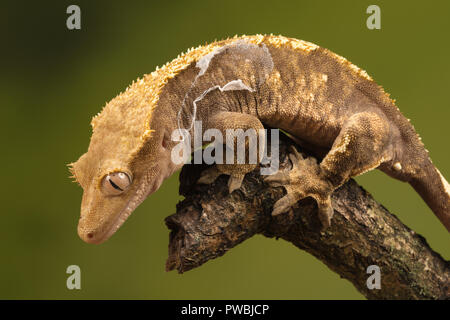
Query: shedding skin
70,35,449,244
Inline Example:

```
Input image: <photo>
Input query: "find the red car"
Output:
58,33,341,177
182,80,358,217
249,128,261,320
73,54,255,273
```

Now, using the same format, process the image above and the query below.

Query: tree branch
165,133,449,299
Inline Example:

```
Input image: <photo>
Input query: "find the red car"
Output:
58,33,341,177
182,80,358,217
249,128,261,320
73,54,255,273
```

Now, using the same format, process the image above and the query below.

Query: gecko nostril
87,232,94,239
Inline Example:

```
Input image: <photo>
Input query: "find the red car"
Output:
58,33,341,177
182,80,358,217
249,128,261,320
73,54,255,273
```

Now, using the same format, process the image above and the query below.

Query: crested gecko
69,34,450,244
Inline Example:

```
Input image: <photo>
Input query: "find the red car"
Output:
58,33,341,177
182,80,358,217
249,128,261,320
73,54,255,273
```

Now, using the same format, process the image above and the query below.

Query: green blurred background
0,0,448,299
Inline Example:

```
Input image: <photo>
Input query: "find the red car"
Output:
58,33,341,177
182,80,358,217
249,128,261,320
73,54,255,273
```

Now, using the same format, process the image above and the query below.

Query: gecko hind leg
266,111,393,229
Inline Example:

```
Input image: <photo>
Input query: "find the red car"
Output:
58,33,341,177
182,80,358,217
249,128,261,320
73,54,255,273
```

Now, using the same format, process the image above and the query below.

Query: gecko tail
409,159,450,232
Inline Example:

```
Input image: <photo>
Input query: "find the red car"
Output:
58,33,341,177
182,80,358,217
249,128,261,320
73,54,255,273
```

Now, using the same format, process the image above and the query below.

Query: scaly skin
69,34,450,244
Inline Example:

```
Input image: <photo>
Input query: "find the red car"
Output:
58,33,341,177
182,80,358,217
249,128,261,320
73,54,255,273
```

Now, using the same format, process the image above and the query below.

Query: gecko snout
78,228,98,244
78,228,106,244
77,220,107,244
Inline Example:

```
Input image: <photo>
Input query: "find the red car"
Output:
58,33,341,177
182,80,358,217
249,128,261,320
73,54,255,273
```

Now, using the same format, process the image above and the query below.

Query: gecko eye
102,172,132,196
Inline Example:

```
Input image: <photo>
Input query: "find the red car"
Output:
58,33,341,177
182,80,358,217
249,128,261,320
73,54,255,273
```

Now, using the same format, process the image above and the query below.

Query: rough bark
165,133,449,300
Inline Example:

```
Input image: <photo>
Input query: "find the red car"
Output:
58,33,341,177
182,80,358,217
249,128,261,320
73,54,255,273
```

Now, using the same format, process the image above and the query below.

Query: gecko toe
272,192,300,216
264,171,290,187
228,174,245,193
316,196,334,230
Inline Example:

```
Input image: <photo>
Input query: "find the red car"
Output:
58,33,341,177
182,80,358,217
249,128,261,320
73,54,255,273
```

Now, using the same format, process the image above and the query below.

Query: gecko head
69,76,181,244
70,126,177,244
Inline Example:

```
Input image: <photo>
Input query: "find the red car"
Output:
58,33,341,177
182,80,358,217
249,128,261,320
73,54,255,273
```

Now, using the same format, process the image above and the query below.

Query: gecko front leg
266,111,393,229
197,111,265,193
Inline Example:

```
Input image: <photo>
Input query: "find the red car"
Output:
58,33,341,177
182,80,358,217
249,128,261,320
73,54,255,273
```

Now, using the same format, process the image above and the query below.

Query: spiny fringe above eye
67,163,81,185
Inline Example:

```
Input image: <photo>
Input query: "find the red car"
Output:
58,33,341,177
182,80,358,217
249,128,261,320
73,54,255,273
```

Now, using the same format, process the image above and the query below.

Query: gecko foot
264,146,335,229
197,166,246,193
